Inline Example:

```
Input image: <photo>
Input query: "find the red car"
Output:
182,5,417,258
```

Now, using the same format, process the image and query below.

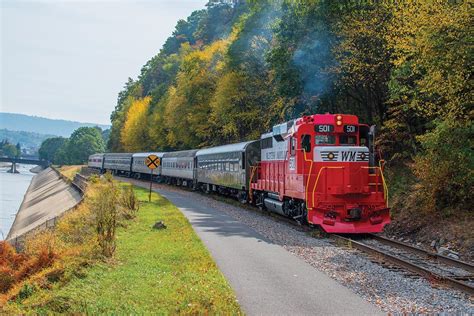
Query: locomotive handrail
310,166,345,208
361,166,388,207
303,150,314,209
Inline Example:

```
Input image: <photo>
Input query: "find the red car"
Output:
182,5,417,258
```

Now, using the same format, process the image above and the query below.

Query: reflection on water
0,164,35,240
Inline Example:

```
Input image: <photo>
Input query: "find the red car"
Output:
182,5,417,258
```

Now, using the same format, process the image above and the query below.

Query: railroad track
333,234,474,296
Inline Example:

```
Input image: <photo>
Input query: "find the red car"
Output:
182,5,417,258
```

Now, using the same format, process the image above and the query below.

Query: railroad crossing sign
145,154,160,169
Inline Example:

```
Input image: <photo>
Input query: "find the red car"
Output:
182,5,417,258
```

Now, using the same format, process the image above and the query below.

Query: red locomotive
250,113,390,233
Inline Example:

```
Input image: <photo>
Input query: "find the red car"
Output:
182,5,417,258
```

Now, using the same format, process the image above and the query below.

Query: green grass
9,186,241,314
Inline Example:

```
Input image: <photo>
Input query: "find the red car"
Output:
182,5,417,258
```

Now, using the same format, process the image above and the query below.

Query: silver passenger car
88,153,104,170
161,150,198,184
132,152,165,177
196,141,260,192
103,153,133,175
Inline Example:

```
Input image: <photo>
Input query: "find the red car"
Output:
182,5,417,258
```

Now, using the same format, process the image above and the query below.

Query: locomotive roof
132,152,165,158
162,149,199,158
89,153,104,158
196,141,258,156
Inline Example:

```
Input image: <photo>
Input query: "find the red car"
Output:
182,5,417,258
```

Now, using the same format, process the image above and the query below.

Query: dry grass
1,181,241,314
58,165,84,181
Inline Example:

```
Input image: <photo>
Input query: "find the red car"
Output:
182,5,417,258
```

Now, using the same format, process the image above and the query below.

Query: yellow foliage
121,96,151,152
386,1,471,119
163,40,229,149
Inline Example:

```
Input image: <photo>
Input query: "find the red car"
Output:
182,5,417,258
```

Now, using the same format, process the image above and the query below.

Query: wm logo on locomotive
317,147,369,162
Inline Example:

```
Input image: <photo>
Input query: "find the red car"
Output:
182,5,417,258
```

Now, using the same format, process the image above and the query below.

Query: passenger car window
315,135,336,145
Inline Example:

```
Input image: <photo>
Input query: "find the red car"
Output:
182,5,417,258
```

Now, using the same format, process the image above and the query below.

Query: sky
1,0,208,125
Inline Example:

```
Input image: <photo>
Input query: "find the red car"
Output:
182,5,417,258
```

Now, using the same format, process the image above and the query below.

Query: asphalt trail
125,178,382,315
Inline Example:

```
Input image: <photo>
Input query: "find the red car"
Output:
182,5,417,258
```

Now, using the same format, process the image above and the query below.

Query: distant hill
0,113,110,137
0,129,56,149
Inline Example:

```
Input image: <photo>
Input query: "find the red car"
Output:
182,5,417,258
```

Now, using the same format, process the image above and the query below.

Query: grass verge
3,184,241,314
57,165,84,181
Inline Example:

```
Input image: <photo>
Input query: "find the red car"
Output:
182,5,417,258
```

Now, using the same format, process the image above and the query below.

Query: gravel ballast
125,178,473,314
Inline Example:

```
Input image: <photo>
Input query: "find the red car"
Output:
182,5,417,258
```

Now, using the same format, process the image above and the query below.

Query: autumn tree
163,41,227,149
121,96,151,152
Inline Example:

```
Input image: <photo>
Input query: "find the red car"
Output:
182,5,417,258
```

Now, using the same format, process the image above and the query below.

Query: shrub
88,174,100,183
412,119,473,215
89,180,119,257
0,266,16,293
56,203,96,246
0,234,57,295
119,184,140,219
104,171,114,182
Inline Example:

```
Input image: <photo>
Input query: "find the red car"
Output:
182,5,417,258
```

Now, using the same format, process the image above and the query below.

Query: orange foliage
0,240,57,294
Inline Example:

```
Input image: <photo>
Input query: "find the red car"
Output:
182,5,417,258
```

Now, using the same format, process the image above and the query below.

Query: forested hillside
0,113,109,137
108,1,472,227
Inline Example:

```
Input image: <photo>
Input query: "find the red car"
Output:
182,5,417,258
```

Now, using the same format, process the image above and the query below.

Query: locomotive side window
261,137,273,149
315,135,336,145
290,137,296,156
301,134,311,153
359,125,370,148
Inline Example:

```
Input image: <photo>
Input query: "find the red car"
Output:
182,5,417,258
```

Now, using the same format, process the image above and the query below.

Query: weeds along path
4,185,241,314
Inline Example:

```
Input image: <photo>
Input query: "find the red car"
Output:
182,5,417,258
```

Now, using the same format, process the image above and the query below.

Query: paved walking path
125,179,382,316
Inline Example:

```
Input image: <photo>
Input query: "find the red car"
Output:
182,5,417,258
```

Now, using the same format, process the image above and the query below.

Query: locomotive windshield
339,135,357,145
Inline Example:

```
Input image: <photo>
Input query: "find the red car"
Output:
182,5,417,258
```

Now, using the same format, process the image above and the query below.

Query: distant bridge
0,157,49,173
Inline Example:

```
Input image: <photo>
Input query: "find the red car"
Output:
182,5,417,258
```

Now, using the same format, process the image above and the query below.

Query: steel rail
370,234,474,273
333,235,474,296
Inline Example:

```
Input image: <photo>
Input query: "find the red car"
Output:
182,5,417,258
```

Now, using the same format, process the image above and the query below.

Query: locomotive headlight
328,152,335,160
336,120,342,126
336,115,342,121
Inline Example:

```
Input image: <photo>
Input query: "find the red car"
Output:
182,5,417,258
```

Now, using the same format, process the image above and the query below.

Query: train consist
88,113,390,233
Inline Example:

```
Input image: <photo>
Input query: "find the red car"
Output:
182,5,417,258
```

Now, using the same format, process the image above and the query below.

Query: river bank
0,164,36,239
6,167,82,243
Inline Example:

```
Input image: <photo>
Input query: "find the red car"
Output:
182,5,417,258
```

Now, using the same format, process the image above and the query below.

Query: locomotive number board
315,125,334,133
344,125,358,133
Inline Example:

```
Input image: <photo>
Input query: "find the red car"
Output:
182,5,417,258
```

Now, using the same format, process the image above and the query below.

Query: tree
1,143,18,158
15,143,21,158
331,4,392,124
386,1,471,121
121,97,151,152
54,140,71,165
163,40,228,149
67,127,105,164
39,137,68,162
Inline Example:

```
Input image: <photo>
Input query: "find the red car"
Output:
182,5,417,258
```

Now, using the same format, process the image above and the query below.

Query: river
0,164,35,240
